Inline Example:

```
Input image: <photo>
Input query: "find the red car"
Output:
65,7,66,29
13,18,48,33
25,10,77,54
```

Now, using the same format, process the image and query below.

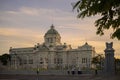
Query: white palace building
9,25,96,70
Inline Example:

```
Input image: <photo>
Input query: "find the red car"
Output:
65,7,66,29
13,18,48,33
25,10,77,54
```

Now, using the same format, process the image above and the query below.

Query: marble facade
9,25,96,70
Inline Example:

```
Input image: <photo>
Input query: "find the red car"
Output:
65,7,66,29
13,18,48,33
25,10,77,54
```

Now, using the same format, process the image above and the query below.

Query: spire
51,24,54,29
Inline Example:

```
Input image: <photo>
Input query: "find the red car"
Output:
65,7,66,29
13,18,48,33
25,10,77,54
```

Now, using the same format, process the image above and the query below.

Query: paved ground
0,74,120,80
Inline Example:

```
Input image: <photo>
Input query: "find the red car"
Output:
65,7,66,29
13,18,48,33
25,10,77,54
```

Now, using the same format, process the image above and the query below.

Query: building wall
9,43,95,70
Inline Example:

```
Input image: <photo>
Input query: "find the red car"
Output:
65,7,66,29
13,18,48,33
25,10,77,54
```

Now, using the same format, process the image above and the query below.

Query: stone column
48,51,55,69
104,42,115,74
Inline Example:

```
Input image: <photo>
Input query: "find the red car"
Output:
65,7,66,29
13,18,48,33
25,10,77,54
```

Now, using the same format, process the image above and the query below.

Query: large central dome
44,24,60,36
44,24,61,46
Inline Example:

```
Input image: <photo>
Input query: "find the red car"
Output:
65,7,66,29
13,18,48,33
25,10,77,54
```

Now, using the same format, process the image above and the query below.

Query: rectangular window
59,58,63,64
19,59,22,65
40,58,43,64
29,59,33,64
24,60,27,64
82,58,86,63
54,58,57,64
50,38,53,43
54,58,63,64
40,62,43,64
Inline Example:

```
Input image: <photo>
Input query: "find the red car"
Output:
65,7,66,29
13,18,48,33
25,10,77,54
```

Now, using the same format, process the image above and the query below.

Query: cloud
6,7,72,16
0,27,43,38
1,7,95,30
6,7,40,16
20,7,39,16
0,7,77,30
0,27,44,54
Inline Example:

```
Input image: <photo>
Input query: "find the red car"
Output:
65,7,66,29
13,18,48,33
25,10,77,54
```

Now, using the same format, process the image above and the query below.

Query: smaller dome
83,42,91,47
44,24,60,36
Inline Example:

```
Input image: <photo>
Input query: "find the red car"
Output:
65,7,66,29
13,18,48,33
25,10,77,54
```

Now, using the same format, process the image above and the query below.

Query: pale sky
0,0,120,58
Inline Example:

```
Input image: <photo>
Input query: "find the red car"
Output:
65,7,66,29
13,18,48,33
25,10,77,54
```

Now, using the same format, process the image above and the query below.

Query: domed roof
44,24,60,36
